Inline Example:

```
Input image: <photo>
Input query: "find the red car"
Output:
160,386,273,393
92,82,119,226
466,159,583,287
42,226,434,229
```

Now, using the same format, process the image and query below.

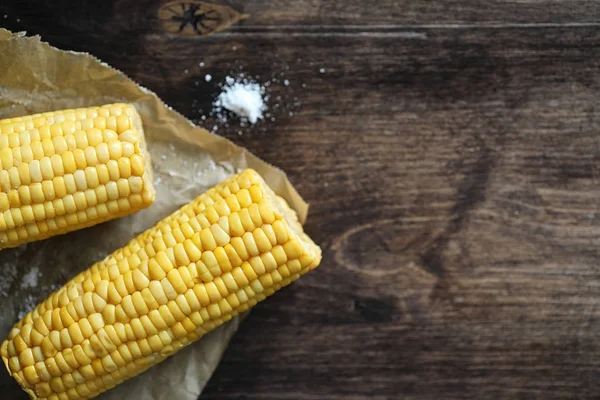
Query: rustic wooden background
3,0,600,398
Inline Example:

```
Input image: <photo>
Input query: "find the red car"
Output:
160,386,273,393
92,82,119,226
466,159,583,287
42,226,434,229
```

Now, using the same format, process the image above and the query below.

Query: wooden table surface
3,0,600,398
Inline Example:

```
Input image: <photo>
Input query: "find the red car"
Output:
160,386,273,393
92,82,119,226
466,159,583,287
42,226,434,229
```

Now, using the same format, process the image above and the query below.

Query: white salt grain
205,74,212,82
213,76,266,124
319,68,326,73
20,267,39,289
283,79,290,86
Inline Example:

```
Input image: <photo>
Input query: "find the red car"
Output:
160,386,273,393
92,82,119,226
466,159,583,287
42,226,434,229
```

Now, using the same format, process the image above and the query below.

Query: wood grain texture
2,0,600,399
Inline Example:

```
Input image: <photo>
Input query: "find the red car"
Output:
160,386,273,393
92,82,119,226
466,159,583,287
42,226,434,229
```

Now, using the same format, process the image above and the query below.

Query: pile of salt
213,76,267,124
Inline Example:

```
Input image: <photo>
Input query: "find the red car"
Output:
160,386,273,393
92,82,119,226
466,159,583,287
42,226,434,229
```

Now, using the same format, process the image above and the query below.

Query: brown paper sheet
0,29,308,399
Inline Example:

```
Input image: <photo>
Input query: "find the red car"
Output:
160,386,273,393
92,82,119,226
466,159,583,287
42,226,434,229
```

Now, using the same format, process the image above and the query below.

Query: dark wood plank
2,0,600,399
240,0,600,26
2,0,600,34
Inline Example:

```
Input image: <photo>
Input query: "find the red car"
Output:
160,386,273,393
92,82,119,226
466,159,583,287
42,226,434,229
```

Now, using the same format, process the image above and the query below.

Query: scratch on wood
217,32,428,39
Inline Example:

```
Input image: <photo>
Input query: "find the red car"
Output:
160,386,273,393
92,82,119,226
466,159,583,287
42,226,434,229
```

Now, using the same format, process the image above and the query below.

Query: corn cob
1,169,321,400
0,103,155,249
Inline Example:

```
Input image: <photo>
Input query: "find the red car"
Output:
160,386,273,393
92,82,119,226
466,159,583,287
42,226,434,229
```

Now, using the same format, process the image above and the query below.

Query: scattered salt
18,295,37,319
199,62,205,67
184,69,189,74
213,77,267,124
0,262,17,297
20,267,40,289
319,68,326,73
205,74,212,82
232,46,237,51
283,79,290,86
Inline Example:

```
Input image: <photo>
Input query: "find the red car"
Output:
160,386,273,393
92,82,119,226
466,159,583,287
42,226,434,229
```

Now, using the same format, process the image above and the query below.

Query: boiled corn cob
0,103,155,249
2,169,321,400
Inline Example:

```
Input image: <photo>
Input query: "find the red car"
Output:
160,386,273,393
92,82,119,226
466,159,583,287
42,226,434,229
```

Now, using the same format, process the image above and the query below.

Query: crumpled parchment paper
0,29,308,399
